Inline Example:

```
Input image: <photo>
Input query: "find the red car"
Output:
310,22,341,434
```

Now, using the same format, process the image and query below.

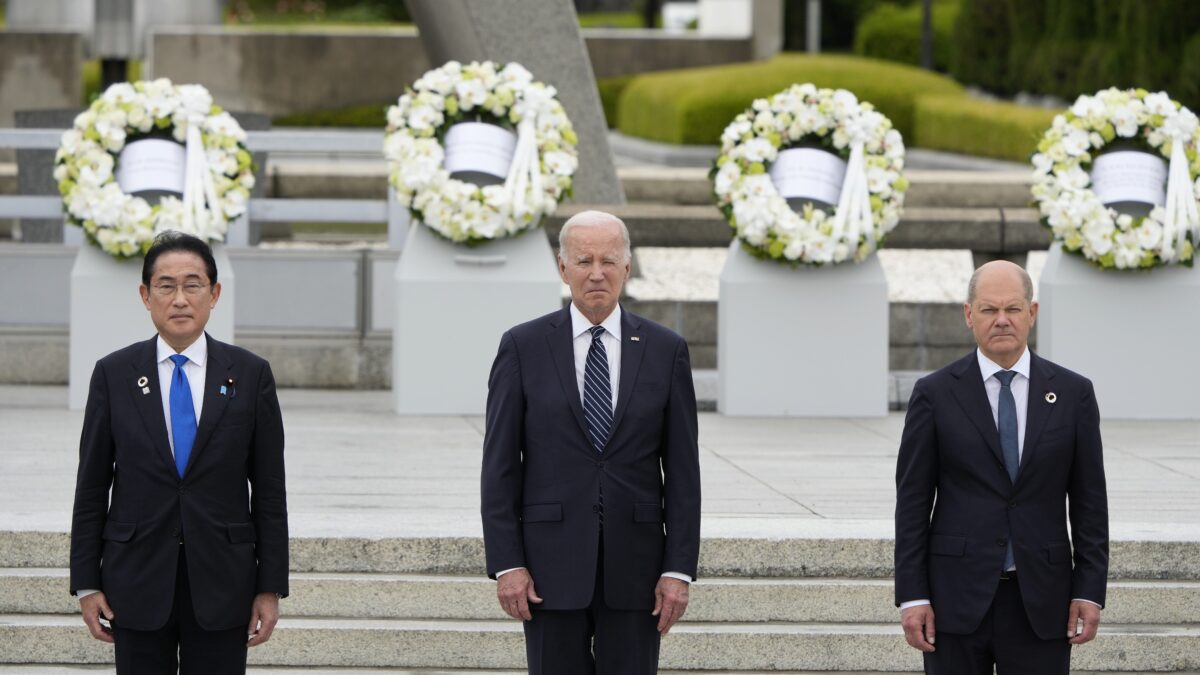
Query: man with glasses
70,231,289,674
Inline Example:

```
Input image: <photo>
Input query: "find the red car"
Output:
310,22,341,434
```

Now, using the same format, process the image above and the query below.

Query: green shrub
853,0,959,72
273,102,389,127
1176,33,1200,113
912,94,1057,162
596,75,636,129
616,53,964,145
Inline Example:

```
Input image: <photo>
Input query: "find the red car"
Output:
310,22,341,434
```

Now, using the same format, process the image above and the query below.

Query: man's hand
1068,600,1101,644
497,568,542,621
652,577,689,635
79,592,115,643
247,592,279,647
901,604,936,652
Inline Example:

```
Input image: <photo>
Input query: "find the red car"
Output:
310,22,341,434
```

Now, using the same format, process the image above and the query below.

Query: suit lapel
609,308,644,439
129,336,177,478
546,308,590,442
1019,352,1056,477
184,333,233,477
949,352,1006,471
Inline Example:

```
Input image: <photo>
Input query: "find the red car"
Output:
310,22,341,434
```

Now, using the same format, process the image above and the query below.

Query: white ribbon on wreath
504,86,554,220
182,114,222,233
1162,109,1200,258
830,120,876,255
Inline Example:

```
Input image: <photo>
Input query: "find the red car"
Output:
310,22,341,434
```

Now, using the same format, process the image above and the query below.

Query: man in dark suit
70,231,289,674
894,260,1108,674
481,210,701,675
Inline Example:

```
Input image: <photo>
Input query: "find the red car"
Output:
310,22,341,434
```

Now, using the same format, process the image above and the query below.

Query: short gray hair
557,210,632,262
967,262,1034,304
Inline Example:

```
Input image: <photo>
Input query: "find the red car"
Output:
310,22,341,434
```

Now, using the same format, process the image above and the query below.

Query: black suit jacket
894,350,1108,640
70,333,289,632
481,306,701,611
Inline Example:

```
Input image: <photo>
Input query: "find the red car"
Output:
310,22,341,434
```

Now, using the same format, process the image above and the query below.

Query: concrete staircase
2,532,1198,672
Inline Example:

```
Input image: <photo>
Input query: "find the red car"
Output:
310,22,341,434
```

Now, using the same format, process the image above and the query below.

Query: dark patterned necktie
995,369,1019,570
582,326,613,453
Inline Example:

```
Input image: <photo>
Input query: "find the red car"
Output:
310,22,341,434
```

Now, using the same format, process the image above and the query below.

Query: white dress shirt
157,335,207,455
498,303,691,585
901,347,1096,611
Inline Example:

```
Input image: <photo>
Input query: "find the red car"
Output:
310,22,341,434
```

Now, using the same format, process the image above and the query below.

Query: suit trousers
112,546,248,674
523,538,661,675
923,574,1070,675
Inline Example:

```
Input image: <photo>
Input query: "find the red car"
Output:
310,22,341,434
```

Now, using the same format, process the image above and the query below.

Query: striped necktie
583,326,613,453
995,369,1019,570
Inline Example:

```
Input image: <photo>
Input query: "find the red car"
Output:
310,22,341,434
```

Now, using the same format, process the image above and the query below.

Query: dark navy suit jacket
70,333,289,631
481,306,701,611
894,350,1108,640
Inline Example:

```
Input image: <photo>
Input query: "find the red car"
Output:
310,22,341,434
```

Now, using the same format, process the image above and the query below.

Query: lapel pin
222,377,237,398
630,336,641,342
137,376,150,394
1045,392,1057,404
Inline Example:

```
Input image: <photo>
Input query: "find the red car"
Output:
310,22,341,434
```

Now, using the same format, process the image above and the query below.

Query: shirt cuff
899,599,931,610
76,589,100,599
1072,598,1102,608
496,567,525,578
661,572,692,583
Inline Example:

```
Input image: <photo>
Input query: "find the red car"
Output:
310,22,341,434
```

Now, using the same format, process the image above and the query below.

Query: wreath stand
391,214,560,415
1038,243,1200,420
717,242,888,417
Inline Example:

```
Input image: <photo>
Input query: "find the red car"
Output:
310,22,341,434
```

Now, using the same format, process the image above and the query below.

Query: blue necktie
582,326,613,453
169,354,197,478
995,370,1019,570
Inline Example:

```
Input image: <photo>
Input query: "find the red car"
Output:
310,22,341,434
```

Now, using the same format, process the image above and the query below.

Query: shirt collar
156,334,208,368
570,302,622,341
976,347,1030,382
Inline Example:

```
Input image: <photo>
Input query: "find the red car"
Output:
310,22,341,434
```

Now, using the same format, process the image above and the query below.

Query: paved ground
2,385,1197,542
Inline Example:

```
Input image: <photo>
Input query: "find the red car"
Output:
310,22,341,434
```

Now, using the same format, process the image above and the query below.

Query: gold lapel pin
1045,392,1057,404
630,336,641,342
137,376,150,394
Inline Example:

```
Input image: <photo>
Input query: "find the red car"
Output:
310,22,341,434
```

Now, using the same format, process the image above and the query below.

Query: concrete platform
2,384,1197,542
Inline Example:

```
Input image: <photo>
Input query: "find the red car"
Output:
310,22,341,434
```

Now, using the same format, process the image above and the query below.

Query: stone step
8,670,1197,675
2,615,1197,671
5,569,1198,626
4,532,1199,581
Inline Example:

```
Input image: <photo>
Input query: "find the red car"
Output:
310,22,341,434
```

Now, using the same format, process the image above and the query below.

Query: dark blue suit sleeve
249,361,289,598
70,362,116,594
894,378,938,605
481,331,527,577
661,337,700,579
1068,379,1108,606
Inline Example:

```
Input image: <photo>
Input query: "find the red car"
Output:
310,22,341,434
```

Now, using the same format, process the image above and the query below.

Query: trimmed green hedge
912,94,1056,162
596,74,636,129
616,54,965,145
854,0,959,72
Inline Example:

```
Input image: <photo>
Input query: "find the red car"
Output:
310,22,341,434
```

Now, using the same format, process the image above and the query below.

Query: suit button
170,528,180,537
1009,502,1017,509
592,504,600,513
178,488,186,496
997,538,1007,547
597,462,605,469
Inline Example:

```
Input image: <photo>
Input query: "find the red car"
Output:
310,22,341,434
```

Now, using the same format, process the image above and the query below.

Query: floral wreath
54,79,255,259
384,60,578,245
1031,87,1200,270
711,83,907,266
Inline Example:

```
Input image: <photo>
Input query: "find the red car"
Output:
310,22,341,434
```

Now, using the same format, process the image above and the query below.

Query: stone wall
0,32,82,129
146,26,754,117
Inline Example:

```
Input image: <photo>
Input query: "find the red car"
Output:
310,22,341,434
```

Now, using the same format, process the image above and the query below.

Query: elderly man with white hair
481,210,702,675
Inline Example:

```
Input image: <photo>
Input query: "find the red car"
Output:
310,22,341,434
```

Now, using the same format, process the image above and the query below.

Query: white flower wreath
1031,87,1200,269
711,83,907,266
54,79,255,259
384,60,578,245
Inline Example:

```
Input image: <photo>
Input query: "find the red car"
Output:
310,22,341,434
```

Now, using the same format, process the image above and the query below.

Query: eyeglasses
150,282,209,298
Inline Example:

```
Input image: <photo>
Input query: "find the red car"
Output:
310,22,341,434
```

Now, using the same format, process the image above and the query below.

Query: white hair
557,210,632,262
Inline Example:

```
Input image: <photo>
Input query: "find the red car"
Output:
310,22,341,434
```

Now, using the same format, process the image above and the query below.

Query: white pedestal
1038,243,1200,420
393,224,561,415
718,243,888,417
68,244,235,410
